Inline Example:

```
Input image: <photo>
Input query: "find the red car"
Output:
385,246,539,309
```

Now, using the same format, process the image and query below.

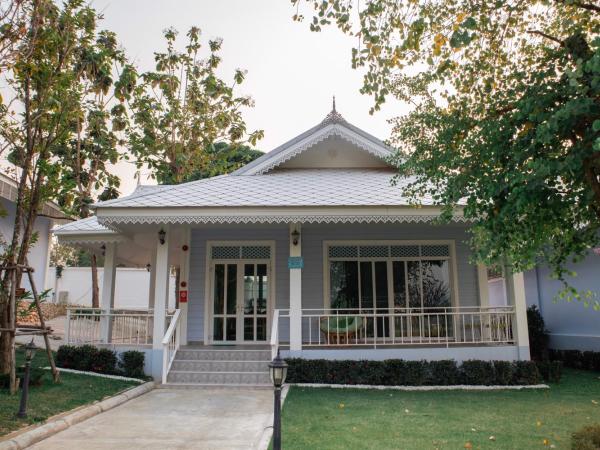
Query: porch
56,221,530,384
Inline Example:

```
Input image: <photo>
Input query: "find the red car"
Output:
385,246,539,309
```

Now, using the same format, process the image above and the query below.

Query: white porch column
148,249,157,309
151,226,170,379
100,242,117,343
505,267,530,360
289,223,302,351
477,264,492,340
178,227,191,345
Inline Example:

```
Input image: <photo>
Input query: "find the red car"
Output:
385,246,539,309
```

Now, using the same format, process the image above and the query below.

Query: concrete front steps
162,346,272,388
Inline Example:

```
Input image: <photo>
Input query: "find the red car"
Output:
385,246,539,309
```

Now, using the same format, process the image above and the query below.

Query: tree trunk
91,253,99,309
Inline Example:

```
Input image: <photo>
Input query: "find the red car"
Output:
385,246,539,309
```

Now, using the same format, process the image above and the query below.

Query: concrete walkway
15,316,65,351
29,388,274,450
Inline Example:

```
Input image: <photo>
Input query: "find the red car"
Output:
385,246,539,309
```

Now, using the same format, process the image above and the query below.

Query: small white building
0,173,69,293
53,107,531,384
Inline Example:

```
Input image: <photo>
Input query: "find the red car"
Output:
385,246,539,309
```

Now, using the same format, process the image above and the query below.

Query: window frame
323,240,460,311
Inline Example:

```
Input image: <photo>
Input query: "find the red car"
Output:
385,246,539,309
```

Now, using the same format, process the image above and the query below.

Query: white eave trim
94,206,468,226
244,123,392,175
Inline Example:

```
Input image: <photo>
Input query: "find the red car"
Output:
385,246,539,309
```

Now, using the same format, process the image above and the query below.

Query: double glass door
212,262,269,344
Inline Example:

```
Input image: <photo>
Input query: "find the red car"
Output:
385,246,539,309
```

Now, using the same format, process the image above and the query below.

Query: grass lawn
281,369,600,449
0,347,138,436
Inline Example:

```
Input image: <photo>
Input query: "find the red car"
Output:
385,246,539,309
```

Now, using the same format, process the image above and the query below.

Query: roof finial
320,96,347,125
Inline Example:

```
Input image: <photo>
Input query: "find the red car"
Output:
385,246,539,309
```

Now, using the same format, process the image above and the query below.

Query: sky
90,0,410,195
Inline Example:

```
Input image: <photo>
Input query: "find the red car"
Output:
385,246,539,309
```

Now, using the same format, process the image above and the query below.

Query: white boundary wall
46,267,176,309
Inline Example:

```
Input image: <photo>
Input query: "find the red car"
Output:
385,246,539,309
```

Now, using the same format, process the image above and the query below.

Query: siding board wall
187,222,479,343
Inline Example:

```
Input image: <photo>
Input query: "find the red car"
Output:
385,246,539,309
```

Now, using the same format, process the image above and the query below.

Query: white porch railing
161,309,182,384
65,308,176,346
271,306,515,349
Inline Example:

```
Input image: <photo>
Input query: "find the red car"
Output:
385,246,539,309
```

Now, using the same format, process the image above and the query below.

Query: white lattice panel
241,246,271,259
421,245,450,257
329,245,358,258
211,246,240,259
390,245,420,257
359,245,389,258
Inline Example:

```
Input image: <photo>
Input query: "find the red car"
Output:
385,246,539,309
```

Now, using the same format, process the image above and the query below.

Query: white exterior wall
46,267,176,309
0,198,52,292
187,222,480,344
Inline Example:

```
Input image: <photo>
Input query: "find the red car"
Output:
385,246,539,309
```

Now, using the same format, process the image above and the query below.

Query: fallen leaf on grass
489,436,496,441
338,403,345,409
464,442,472,449
536,420,543,427
592,400,598,405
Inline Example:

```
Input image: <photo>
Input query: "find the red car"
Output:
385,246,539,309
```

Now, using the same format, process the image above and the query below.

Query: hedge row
56,345,146,379
549,349,600,372
285,359,561,386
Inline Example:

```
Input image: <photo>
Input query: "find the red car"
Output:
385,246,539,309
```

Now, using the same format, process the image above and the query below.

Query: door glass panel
213,318,223,341
244,264,255,314
244,318,254,341
226,318,236,341
256,264,268,314
407,261,422,308
256,317,267,341
421,260,451,308
392,261,407,309
374,262,388,310
226,265,237,315
359,262,373,311
374,261,389,338
329,261,359,309
213,264,225,314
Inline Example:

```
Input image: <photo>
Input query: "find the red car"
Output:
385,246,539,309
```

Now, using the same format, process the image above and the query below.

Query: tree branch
526,30,563,45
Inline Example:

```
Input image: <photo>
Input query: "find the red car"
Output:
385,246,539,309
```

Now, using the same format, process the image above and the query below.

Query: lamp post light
17,339,37,418
269,350,288,450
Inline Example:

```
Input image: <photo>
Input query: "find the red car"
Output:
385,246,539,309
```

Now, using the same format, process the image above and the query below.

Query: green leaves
128,26,263,184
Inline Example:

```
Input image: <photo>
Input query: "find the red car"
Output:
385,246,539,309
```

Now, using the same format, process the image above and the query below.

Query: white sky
94,0,410,194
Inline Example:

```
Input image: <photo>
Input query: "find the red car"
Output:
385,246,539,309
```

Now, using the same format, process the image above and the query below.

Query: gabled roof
233,108,393,175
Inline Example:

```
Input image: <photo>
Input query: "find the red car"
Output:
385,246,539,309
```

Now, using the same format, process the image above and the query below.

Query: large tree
129,27,263,185
294,0,600,308
0,0,133,375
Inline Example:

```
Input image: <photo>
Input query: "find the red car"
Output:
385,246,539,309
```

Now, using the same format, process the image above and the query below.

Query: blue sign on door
288,256,304,269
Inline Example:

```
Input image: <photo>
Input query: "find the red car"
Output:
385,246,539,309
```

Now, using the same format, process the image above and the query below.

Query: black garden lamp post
17,339,37,418
269,350,288,450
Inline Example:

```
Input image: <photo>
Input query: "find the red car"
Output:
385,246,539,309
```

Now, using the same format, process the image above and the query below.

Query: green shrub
119,351,146,378
56,344,117,375
550,349,600,372
493,360,514,385
527,305,549,360
429,360,460,385
284,358,550,386
461,360,495,385
513,360,542,385
535,360,563,383
571,424,600,450
403,361,427,386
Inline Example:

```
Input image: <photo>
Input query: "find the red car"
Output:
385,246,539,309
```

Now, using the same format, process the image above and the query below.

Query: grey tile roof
94,169,432,209
53,216,115,234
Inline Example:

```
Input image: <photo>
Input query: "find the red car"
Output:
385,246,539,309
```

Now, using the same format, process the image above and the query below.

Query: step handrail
162,309,181,384
270,309,280,360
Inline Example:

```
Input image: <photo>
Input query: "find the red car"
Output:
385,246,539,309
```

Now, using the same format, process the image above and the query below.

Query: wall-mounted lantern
291,229,300,246
158,229,166,245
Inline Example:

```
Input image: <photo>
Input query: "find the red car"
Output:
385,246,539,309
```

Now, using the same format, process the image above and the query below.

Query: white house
53,107,530,385
0,172,70,293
